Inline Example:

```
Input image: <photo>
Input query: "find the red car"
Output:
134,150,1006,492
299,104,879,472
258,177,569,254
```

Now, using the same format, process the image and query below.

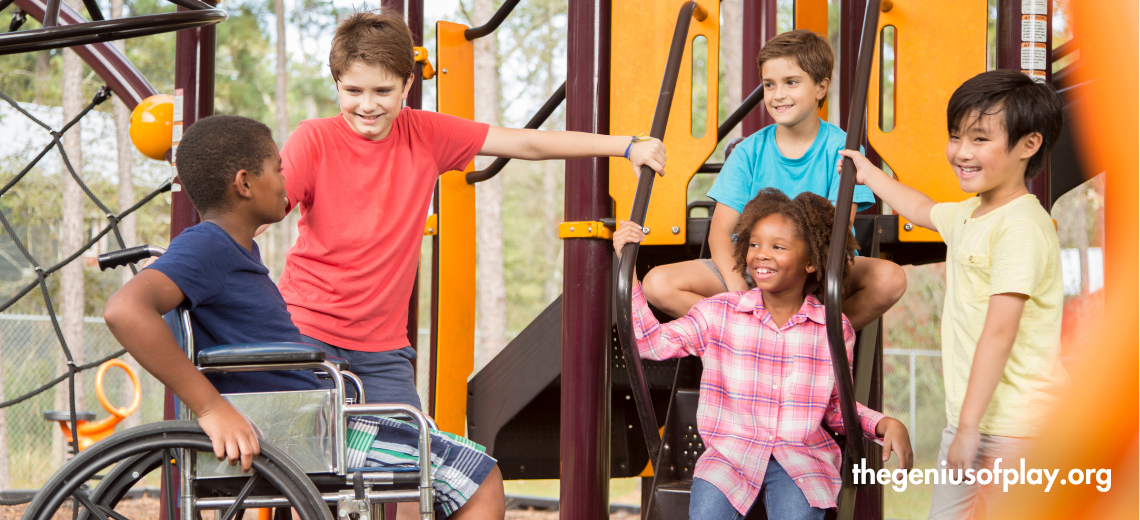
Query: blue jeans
302,335,422,410
690,458,825,520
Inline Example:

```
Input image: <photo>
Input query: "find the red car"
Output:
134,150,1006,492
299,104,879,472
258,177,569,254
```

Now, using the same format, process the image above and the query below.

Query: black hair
731,188,857,299
946,69,1064,179
175,115,277,214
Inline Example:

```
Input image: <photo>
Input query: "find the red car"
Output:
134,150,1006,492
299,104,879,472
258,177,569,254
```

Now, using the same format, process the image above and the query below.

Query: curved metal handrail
615,0,706,472
827,1,881,518
716,83,764,142
12,0,159,109
0,0,225,56
466,81,566,184
464,0,520,41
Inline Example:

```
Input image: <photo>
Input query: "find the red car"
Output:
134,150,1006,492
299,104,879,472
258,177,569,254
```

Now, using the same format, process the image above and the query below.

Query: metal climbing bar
827,1,882,519
614,0,707,472
466,81,567,184
463,0,520,40
0,0,224,55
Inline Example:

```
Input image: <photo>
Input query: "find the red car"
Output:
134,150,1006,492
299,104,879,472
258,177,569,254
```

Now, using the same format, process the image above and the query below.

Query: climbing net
0,86,171,499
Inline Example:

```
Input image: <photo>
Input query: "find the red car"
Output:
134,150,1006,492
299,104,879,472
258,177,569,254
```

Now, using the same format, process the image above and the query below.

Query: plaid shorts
345,416,497,517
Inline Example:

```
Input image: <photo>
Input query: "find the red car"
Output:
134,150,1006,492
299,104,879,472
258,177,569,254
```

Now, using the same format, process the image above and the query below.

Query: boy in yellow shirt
839,69,1067,519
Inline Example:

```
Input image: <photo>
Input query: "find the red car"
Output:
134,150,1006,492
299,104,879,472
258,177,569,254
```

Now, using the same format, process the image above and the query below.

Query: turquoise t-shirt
706,119,876,214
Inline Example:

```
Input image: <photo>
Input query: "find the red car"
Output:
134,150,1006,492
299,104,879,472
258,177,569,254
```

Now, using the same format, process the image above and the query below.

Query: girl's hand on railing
836,149,887,186
876,417,914,470
628,138,667,179
613,220,646,258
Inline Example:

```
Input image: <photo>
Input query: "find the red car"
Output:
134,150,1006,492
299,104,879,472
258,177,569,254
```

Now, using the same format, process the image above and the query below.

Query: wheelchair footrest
196,343,325,367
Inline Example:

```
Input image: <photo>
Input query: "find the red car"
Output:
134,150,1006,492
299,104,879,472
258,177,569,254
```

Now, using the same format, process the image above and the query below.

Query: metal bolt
588,226,593,233
132,471,140,479
442,68,448,74
569,226,575,232
903,223,914,231
672,226,680,234
642,226,650,234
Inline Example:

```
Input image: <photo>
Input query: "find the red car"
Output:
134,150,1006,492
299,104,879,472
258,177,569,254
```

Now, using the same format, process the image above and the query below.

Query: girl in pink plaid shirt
615,189,913,520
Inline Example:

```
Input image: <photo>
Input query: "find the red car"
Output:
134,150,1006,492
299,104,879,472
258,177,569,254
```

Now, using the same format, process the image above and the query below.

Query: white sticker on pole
1021,70,1047,84
1021,15,1048,43
1021,42,1047,70
173,88,184,124
1021,0,1047,15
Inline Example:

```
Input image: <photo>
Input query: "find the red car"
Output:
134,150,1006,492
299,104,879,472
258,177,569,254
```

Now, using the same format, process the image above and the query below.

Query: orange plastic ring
95,359,141,418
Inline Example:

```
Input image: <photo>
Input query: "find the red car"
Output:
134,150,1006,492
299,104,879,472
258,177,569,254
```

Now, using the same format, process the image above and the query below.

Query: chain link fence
0,314,164,489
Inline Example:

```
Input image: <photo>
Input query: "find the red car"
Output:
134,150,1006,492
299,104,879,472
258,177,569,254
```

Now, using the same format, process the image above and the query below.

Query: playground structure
43,359,141,452
0,0,1115,518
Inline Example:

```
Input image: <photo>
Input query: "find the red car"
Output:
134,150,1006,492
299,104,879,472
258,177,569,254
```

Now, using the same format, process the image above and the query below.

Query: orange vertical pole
431,21,477,436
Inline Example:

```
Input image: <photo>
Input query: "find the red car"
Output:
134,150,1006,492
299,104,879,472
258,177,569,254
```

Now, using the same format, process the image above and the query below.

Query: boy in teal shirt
643,29,906,330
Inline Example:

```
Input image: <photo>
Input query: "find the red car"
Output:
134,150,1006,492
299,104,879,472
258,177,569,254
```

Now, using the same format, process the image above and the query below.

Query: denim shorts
302,335,422,410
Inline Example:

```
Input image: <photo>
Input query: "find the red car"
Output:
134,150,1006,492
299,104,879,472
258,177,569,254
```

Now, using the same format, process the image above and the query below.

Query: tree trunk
33,52,50,105
55,0,87,464
473,0,506,369
721,0,743,144
111,0,143,430
540,64,562,305
269,0,290,279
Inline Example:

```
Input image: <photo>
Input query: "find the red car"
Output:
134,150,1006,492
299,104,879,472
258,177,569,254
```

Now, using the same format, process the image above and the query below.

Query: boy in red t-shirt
275,4,662,438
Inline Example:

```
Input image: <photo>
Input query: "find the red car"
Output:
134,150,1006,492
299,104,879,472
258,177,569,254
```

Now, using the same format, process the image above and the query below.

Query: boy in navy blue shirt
103,115,504,518
641,30,906,330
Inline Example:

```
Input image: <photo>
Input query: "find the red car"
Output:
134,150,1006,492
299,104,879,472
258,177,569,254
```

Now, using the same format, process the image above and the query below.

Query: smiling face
760,57,829,130
335,61,413,140
746,213,815,297
945,108,1040,195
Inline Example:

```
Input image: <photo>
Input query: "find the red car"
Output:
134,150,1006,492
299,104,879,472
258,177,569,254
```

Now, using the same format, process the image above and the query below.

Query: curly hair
730,188,857,299
176,115,277,214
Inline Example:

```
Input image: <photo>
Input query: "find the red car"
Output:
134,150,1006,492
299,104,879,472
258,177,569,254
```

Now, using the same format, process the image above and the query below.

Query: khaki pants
927,425,1032,520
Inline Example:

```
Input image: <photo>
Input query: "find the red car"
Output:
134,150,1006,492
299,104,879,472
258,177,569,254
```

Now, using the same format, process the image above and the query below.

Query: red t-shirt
279,109,489,352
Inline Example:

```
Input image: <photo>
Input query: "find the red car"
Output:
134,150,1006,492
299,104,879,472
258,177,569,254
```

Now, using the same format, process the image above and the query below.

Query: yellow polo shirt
930,194,1067,437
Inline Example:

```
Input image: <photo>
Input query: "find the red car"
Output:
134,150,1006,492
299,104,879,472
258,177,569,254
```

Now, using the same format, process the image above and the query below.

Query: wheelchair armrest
314,356,350,379
196,343,326,367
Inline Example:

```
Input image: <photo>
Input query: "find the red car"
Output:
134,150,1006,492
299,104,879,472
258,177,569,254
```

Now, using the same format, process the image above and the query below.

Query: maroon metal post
998,0,1052,209
162,15,211,519
561,0,612,517
381,0,423,362
840,0,883,216
742,0,778,135
839,0,868,131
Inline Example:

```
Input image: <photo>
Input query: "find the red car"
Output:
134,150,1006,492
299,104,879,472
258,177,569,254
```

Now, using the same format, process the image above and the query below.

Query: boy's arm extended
480,126,666,179
945,293,1028,472
838,150,937,230
104,270,261,471
708,203,751,292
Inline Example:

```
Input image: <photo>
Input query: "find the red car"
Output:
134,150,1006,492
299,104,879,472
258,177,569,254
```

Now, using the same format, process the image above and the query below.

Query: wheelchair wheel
25,421,332,520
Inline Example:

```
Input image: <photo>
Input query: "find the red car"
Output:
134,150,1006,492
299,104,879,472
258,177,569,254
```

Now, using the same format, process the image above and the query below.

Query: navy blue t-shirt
148,222,321,394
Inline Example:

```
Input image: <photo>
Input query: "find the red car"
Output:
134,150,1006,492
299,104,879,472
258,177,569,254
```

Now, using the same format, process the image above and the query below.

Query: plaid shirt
632,283,885,513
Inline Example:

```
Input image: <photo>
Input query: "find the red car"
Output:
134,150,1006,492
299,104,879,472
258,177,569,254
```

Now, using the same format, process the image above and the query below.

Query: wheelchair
24,245,438,520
